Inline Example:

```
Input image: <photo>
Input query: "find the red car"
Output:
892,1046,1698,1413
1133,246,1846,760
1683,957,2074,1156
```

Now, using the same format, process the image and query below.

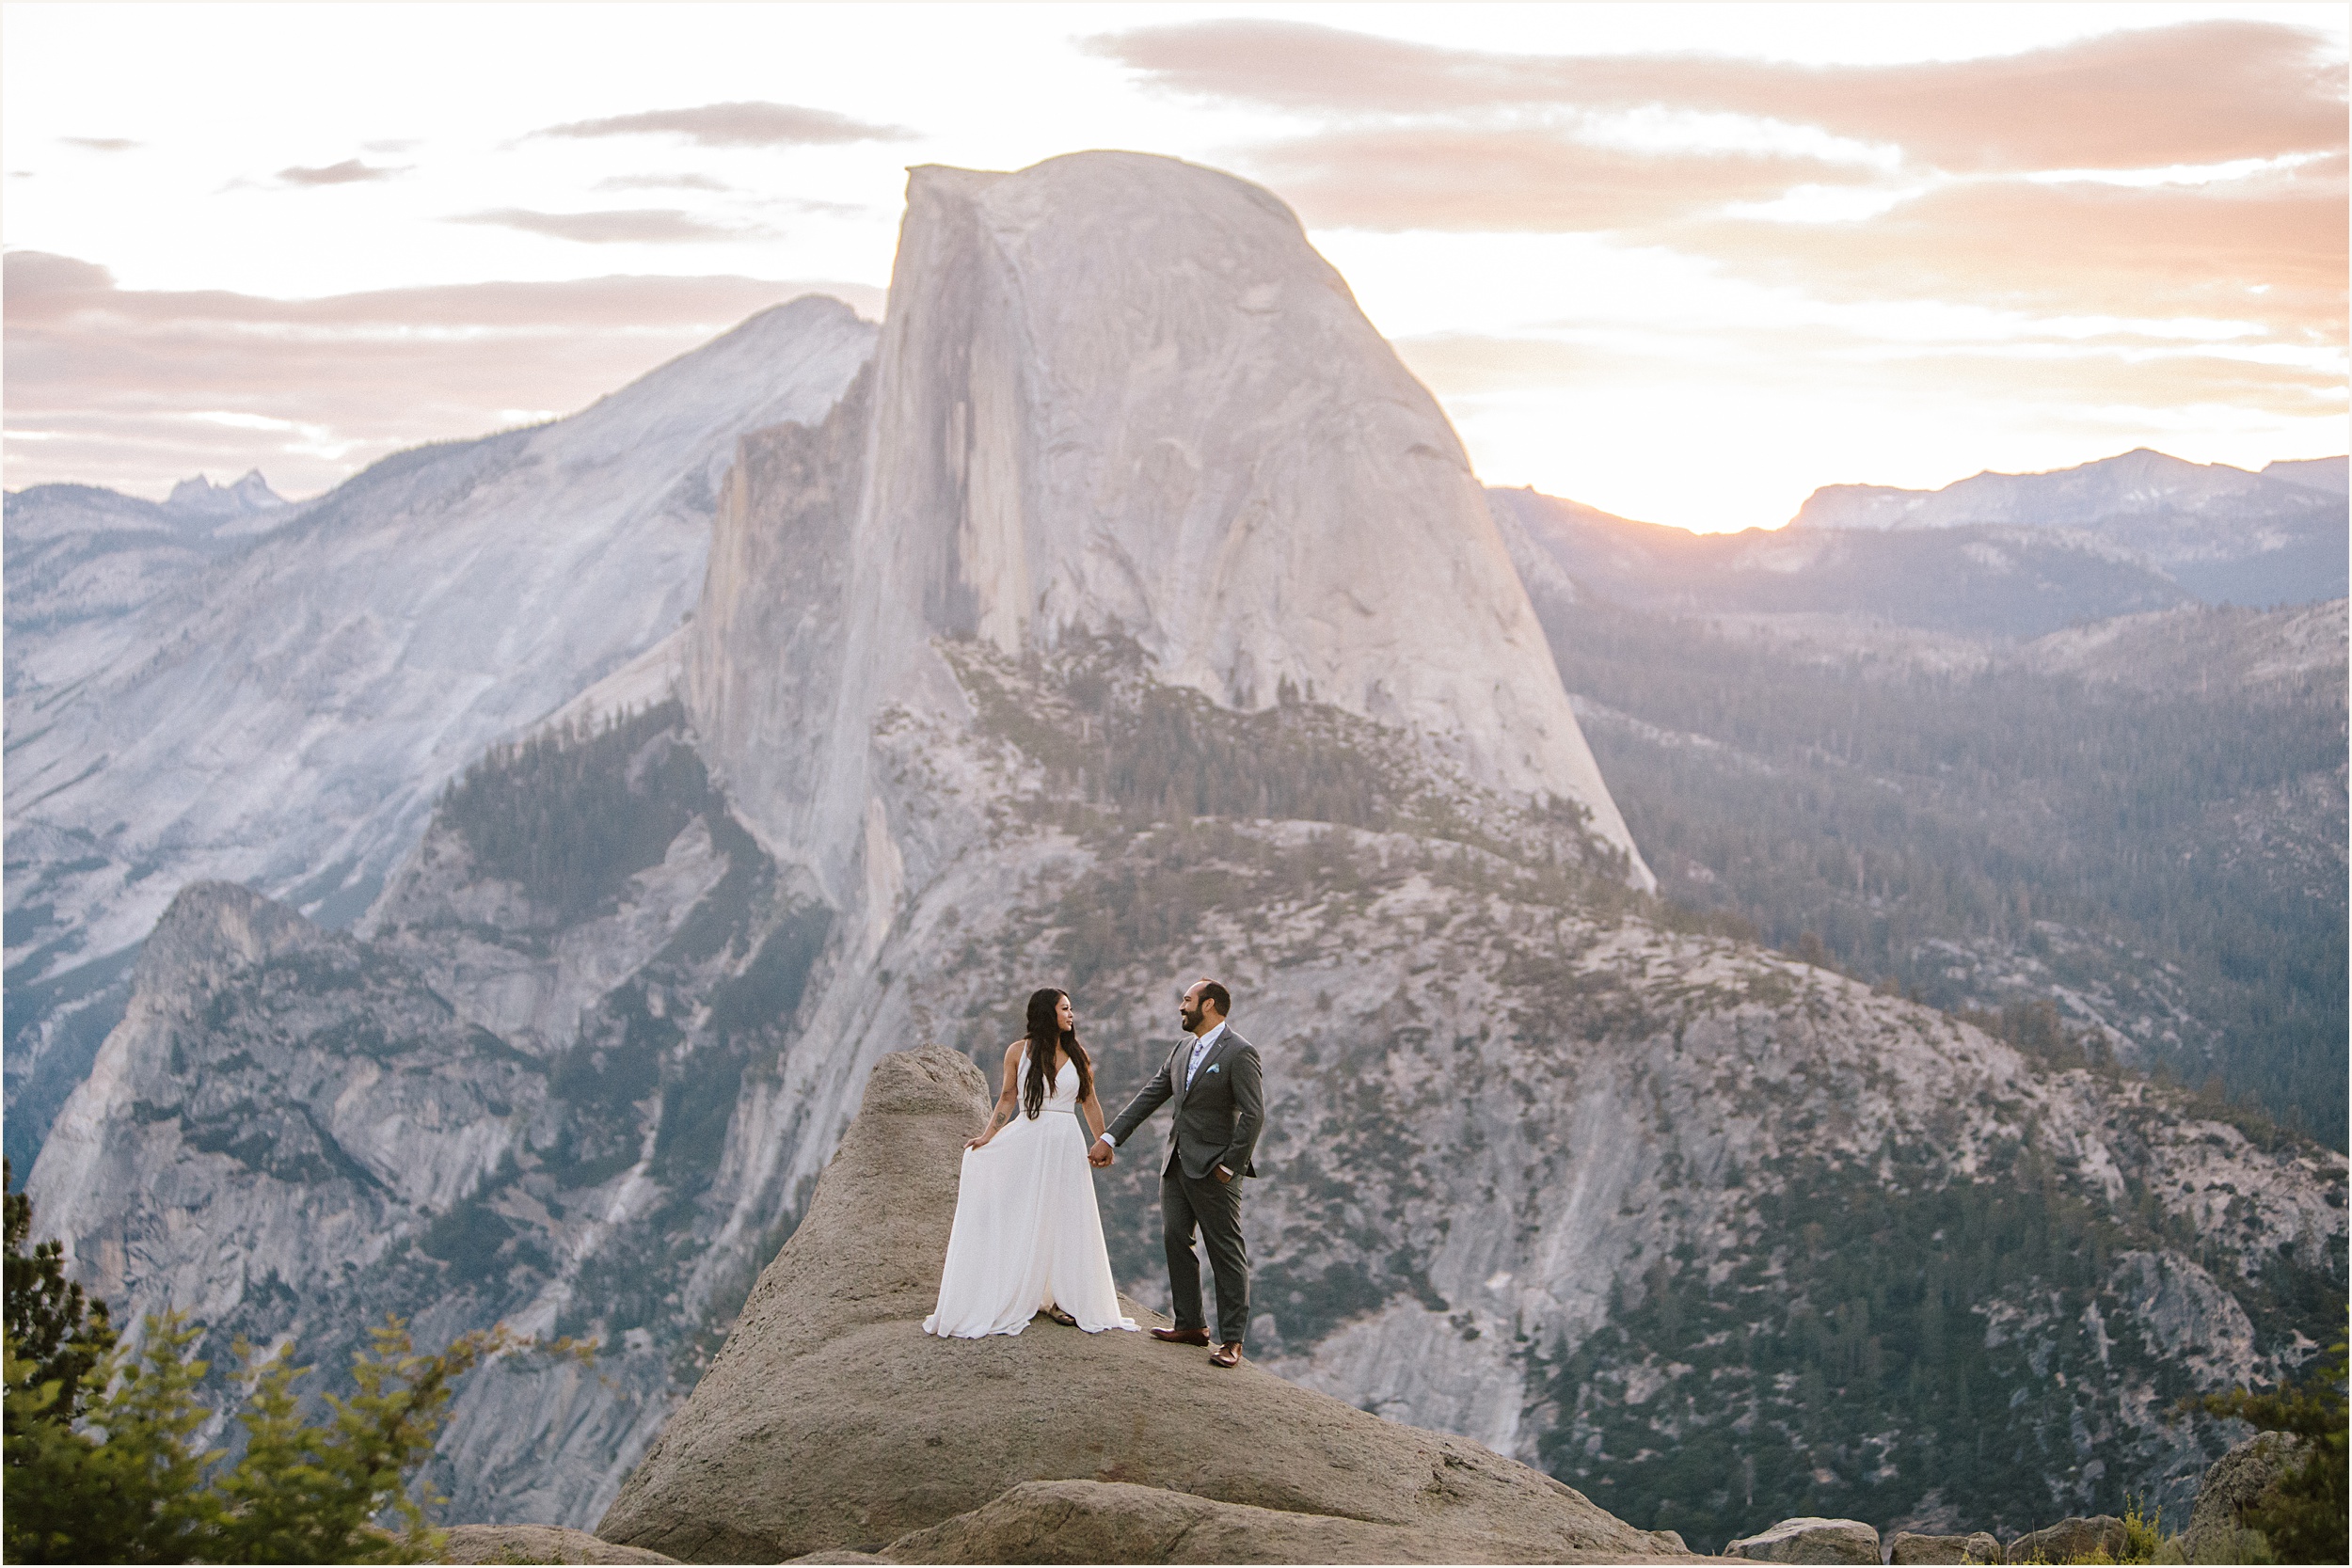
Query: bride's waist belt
1038,1105,1076,1116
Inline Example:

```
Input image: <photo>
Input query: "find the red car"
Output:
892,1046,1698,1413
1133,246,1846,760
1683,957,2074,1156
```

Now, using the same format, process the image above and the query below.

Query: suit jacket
1106,1026,1263,1181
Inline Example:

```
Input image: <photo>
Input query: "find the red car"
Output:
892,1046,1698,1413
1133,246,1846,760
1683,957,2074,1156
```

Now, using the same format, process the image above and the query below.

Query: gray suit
1106,1025,1263,1345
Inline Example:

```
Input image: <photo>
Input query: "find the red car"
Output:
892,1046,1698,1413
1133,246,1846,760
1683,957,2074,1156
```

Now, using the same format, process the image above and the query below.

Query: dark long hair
1022,988,1092,1119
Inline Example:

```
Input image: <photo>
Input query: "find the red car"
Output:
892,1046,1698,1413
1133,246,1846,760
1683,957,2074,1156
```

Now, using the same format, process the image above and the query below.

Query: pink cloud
3,253,882,498
1665,157,2347,341
1091,19,2344,172
1250,126,1875,231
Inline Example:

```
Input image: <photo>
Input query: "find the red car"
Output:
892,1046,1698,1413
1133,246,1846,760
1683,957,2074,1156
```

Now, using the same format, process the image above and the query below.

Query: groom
1092,978,1263,1367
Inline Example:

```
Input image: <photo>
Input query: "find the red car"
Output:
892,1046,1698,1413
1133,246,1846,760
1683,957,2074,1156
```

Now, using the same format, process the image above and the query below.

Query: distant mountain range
5,469,289,693
1787,447,2348,611
1790,449,2346,531
1489,449,2345,638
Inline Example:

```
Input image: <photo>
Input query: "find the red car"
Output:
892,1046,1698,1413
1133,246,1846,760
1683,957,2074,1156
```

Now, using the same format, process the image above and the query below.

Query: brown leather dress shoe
1150,1326,1210,1346
1209,1342,1243,1368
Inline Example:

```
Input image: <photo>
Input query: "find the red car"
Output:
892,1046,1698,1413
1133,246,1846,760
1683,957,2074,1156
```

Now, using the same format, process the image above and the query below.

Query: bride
923,988,1139,1338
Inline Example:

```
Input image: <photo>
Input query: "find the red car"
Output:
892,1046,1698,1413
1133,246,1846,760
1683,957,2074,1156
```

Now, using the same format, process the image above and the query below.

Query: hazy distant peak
734,291,869,331
2263,455,2350,496
165,467,285,518
1784,481,1937,532
1788,446,2335,535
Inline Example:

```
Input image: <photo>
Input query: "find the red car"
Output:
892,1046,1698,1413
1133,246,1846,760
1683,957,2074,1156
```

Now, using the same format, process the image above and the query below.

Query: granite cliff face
5,296,875,1170
687,152,1645,901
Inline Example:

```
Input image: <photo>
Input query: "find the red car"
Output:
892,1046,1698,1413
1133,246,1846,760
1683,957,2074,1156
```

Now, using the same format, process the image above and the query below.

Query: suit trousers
1162,1164,1249,1345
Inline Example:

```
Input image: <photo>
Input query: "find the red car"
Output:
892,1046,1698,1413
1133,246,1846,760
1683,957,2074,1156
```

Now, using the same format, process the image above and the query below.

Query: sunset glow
4,1,2343,531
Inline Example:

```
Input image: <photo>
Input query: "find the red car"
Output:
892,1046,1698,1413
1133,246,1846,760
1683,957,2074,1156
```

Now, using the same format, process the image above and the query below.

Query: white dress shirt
1184,1021,1227,1088
1099,1022,1226,1155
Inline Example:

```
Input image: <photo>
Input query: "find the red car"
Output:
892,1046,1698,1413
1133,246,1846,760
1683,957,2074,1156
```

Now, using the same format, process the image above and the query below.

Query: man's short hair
1200,979,1232,1017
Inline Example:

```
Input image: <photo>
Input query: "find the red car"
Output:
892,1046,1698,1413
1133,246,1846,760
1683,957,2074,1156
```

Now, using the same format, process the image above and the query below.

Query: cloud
1089,19,2345,173
532,101,913,148
59,136,138,152
2,250,882,498
278,158,407,186
448,207,771,244
1396,328,2344,424
1252,126,1877,232
1083,17,2344,358
596,172,735,193
1669,157,2347,341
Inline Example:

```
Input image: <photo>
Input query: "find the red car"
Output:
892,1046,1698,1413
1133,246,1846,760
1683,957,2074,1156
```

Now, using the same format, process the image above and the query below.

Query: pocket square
1205,1064,1220,1073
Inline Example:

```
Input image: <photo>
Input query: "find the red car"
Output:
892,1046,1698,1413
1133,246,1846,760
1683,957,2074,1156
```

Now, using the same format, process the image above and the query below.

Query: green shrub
2120,1494,2163,1562
2198,1340,2348,1566
2,1156,113,1422
5,1164,575,1562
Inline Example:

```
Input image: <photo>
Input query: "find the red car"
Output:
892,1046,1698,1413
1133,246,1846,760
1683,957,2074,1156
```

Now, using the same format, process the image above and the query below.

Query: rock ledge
596,1047,1682,1563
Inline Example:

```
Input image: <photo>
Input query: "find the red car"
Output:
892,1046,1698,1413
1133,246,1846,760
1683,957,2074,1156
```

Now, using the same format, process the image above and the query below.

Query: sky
3,1,2344,532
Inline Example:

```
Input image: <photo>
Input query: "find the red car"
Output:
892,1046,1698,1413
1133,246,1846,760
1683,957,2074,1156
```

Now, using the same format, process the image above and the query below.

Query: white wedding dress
923,1051,1139,1338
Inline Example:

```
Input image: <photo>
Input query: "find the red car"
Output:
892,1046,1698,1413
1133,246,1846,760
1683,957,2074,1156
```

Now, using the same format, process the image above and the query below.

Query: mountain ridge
1783,449,2347,609
4,294,876,1171
1788,448,2345,531
686,151,1646,909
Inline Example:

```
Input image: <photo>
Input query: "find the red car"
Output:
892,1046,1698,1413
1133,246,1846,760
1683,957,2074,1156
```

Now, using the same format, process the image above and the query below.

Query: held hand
1088,1140,1114,1167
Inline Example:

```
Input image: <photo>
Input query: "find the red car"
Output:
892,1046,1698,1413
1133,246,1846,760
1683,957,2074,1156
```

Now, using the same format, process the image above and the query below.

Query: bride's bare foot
1042,1305,1078,1327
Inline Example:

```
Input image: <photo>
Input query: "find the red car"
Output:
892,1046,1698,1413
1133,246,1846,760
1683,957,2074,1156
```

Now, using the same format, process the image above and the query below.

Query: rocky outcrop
1885,1530,2001,1563
2178,1431,2300,1561
595,1048,1676,1564
1724,1516,1881,1562
2007,1515,2125,1563
872,1478,1672,1564
442,1524,676,1564
26,881,532,1312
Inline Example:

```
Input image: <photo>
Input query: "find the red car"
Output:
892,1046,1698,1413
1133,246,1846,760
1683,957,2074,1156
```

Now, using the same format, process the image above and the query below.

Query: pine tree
5,1162,578,1562
2200,1340,2349,1564
3,1156,114,1424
